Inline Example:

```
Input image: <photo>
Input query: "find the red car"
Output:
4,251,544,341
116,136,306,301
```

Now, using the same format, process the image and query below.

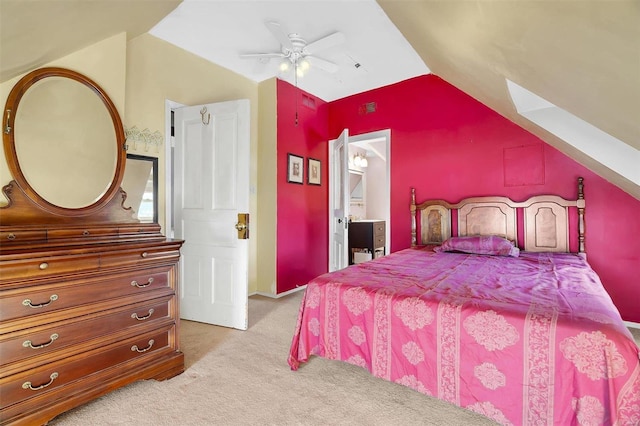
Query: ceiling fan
240,21,345,75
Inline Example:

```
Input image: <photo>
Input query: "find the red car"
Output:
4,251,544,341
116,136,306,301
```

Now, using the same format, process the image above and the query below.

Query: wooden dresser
348,220,386,265
0,68,184,425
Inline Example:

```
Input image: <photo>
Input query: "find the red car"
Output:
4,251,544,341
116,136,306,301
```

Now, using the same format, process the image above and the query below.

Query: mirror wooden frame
2,67,126,216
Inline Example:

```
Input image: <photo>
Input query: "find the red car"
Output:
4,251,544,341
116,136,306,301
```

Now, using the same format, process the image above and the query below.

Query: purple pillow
434,235,520,257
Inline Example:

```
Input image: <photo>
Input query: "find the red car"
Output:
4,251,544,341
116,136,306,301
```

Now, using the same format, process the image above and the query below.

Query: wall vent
359,102,377,115
301,94,316,110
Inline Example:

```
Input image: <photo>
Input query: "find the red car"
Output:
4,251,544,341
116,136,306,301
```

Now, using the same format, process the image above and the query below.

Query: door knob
235,213,249,239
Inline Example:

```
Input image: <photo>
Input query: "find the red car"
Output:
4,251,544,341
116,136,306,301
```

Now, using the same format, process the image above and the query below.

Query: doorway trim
328,129,391,272
164,99,184,238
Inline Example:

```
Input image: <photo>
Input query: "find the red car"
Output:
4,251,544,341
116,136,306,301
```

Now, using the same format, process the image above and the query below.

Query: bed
288,178,640,425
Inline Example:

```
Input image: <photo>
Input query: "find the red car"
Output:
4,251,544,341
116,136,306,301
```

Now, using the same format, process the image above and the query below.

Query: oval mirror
3,68,125,214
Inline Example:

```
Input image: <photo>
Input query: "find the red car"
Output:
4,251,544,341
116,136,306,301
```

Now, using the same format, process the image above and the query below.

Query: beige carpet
49,292,640,426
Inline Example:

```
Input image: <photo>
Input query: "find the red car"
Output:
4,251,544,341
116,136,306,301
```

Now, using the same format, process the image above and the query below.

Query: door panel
330,129,349,272
174,100,250,330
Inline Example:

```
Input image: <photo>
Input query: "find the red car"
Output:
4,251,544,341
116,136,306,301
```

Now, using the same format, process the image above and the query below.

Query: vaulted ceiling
377,0,639,199
1,0,638,199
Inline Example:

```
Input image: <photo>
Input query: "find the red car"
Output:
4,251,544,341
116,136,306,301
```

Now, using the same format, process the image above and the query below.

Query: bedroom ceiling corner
377,0,640,200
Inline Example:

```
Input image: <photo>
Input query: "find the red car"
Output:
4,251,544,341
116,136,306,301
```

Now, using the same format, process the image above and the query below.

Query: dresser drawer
374,235,385,248
47,227,120,240
0,268,171,324
373,221,385,237
0,253,100,283
0,230,47,245
0,326,172,408
118,224,162,237
100,245,181,269
0,296,172,369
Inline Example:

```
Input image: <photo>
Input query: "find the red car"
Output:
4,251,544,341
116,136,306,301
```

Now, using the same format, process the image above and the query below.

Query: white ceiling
148,0,429,101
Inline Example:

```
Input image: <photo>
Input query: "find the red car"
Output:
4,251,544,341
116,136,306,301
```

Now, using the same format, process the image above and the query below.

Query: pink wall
325,74,640,323
276,80,329,293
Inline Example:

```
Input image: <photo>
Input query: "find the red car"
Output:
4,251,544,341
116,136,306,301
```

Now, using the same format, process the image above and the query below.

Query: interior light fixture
279,61,290,72
352,153,368,168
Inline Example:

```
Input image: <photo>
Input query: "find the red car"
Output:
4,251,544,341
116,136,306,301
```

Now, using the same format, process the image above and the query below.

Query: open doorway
328,129,391,272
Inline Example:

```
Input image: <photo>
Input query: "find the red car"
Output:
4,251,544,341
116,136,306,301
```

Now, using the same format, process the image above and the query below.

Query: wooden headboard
410,178,586,253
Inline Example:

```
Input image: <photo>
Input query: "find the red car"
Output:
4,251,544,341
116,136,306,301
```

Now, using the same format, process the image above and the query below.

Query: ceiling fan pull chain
295,64,299,126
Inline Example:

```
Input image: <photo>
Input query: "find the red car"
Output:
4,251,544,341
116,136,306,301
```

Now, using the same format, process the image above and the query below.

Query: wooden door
173,100,250,330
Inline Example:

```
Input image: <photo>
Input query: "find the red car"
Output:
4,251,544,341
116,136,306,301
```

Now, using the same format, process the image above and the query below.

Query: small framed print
308,158,321,186
287,153,304,184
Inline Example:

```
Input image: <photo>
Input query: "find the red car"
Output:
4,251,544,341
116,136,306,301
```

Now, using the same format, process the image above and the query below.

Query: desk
348,220,385,265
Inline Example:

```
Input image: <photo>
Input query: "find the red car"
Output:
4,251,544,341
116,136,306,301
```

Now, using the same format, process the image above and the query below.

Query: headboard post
577,177,586,253
410,188,416,247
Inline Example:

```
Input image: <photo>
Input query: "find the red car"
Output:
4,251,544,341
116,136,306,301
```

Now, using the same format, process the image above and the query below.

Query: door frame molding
164,99,185,238
328,129,391,272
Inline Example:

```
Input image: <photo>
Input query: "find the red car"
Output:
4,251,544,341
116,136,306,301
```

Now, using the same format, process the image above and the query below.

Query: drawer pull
23,333,59,349
131,277,154,288
39,262,49,270
131,308,155,321
141,251,148,258
22,372,58,391
22,294,58,308
131,339,155,353
7,233,16,240
82,230,90,236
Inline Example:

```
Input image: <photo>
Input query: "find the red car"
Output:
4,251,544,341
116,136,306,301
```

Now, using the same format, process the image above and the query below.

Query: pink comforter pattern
288,247,640,425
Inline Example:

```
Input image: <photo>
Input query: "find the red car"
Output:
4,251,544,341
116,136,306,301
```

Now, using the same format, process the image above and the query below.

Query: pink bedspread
288,247,640,425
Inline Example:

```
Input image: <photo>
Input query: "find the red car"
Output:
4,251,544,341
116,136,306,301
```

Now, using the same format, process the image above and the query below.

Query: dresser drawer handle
22,372,59,391
131,309,155,321
141,252,148,258
23,333,59,349
7,233,16,240
131,339,155,353
82,230,90,236
131,277,154,288
39,262,49,270
22,294,58,308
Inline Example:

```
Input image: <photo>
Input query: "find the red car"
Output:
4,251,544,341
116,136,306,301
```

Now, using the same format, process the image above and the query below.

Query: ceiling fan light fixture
279,61,290,72
299,59,310,72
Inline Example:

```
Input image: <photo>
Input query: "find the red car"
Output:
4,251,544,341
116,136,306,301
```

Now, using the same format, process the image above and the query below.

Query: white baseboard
624,321,640,329
253,285,306,299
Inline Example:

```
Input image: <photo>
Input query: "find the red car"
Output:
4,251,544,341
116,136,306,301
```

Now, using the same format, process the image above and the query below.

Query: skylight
506,79,639,186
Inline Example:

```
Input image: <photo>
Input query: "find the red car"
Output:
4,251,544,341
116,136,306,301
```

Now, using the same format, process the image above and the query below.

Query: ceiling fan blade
265,21,293,50
305,32,346,55
239,52,285,59
307,56,339,73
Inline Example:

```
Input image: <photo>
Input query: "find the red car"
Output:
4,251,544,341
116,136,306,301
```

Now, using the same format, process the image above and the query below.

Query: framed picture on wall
308,158,321,185
287,153,304,184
